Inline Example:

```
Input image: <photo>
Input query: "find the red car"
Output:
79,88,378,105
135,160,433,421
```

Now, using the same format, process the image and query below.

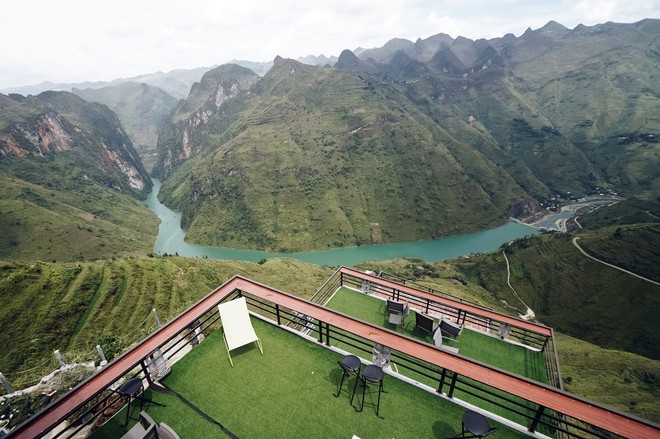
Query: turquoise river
146,179,541,265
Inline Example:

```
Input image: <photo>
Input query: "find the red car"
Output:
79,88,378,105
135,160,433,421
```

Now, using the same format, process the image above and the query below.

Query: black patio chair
415,313,438,334
455,410,498,438
386,300,409,327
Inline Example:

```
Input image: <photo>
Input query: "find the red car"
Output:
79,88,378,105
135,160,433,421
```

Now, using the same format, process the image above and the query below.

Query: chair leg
375,380,383,418
351,374,362,410
123,396,131,427
356,377,366,412
334,371,347,397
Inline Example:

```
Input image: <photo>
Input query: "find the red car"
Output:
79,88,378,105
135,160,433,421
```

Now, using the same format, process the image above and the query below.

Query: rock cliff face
0,91,151,195
154,64,259,179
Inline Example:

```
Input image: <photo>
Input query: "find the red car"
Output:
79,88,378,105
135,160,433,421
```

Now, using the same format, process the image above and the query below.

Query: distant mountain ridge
0,56,338,100
0,67,216,100
153,19,659,252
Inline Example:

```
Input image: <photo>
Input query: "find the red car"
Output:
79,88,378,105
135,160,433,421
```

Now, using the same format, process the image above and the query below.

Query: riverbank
145,178,540,264
514,196,621,232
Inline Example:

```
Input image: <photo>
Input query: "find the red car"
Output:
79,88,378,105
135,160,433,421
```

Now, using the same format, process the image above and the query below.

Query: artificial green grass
91,318,529,439
323,287,552,432
325,287,548,383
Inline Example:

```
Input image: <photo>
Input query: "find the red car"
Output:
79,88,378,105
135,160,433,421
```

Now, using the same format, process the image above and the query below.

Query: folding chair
217,297,263,366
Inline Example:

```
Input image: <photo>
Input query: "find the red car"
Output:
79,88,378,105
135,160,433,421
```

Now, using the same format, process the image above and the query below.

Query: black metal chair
116,378,145,427
415,312,438,334
457,410,498,438
334,354,361,399
386,300,409,327
115,377,165,427
353,364,385,418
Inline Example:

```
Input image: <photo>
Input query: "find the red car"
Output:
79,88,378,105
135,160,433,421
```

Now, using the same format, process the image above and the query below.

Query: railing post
276,304,281,325
325,323,331,347
54,349,65,367
317,320,324,343
437,368,447,394
96,345,107,364
448,372,458,398
0,372,14,394
529,405,546,433
152,308,162,328
140,360,150,384
425,299,430,314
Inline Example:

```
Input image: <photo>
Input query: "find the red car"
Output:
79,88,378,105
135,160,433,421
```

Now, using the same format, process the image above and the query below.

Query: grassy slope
0,257,332,389
0,171,158,262
453,229,660,360
556,332,660,423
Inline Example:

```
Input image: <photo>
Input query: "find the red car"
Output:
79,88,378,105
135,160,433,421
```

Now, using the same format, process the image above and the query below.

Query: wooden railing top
10,275,658,439
339,266,553,337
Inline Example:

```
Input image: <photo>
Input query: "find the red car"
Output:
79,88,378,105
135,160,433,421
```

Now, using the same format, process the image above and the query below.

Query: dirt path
572,237,660,286
502,244,536,320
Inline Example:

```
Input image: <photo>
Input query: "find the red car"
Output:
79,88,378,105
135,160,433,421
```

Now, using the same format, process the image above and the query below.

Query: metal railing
8,275,658,439
325,267,564,389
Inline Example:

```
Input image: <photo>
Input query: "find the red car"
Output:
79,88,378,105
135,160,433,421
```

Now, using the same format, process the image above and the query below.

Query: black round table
334,354,361,398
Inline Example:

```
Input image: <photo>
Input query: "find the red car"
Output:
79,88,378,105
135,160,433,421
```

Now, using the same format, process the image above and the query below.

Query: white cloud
0,0,658,89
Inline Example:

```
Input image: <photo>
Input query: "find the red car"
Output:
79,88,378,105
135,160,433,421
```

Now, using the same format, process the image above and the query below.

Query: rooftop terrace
7,268,659,438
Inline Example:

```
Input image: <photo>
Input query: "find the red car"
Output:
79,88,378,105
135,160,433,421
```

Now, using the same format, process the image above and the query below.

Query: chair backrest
387,300,404,314
440,319,461,337
415,313,435,332
144,425,158,439
121,412,156,439
217,297,259,351
157,423,182,439
138,412,156,430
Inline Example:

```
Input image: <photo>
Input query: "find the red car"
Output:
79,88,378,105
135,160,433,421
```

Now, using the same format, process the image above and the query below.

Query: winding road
502,245,536,320
572,237,660,286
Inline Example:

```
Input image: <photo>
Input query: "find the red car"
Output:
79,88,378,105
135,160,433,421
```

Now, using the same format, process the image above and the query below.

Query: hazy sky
1,0,658,89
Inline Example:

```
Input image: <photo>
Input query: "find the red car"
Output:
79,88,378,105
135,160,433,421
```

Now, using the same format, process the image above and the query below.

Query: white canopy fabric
217,297,263,366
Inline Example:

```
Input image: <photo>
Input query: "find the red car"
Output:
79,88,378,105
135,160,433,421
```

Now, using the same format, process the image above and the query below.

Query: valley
0,17,659,436
146,177,540,264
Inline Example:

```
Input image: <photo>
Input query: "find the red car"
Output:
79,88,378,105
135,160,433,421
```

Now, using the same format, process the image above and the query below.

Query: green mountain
0,91,158,261
155,57,534,252
577,196,660,229
376,19,660,197
73,82,179,172
154,20,659,253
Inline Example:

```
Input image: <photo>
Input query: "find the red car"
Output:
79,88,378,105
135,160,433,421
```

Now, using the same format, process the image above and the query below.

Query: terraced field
0,257,333,390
